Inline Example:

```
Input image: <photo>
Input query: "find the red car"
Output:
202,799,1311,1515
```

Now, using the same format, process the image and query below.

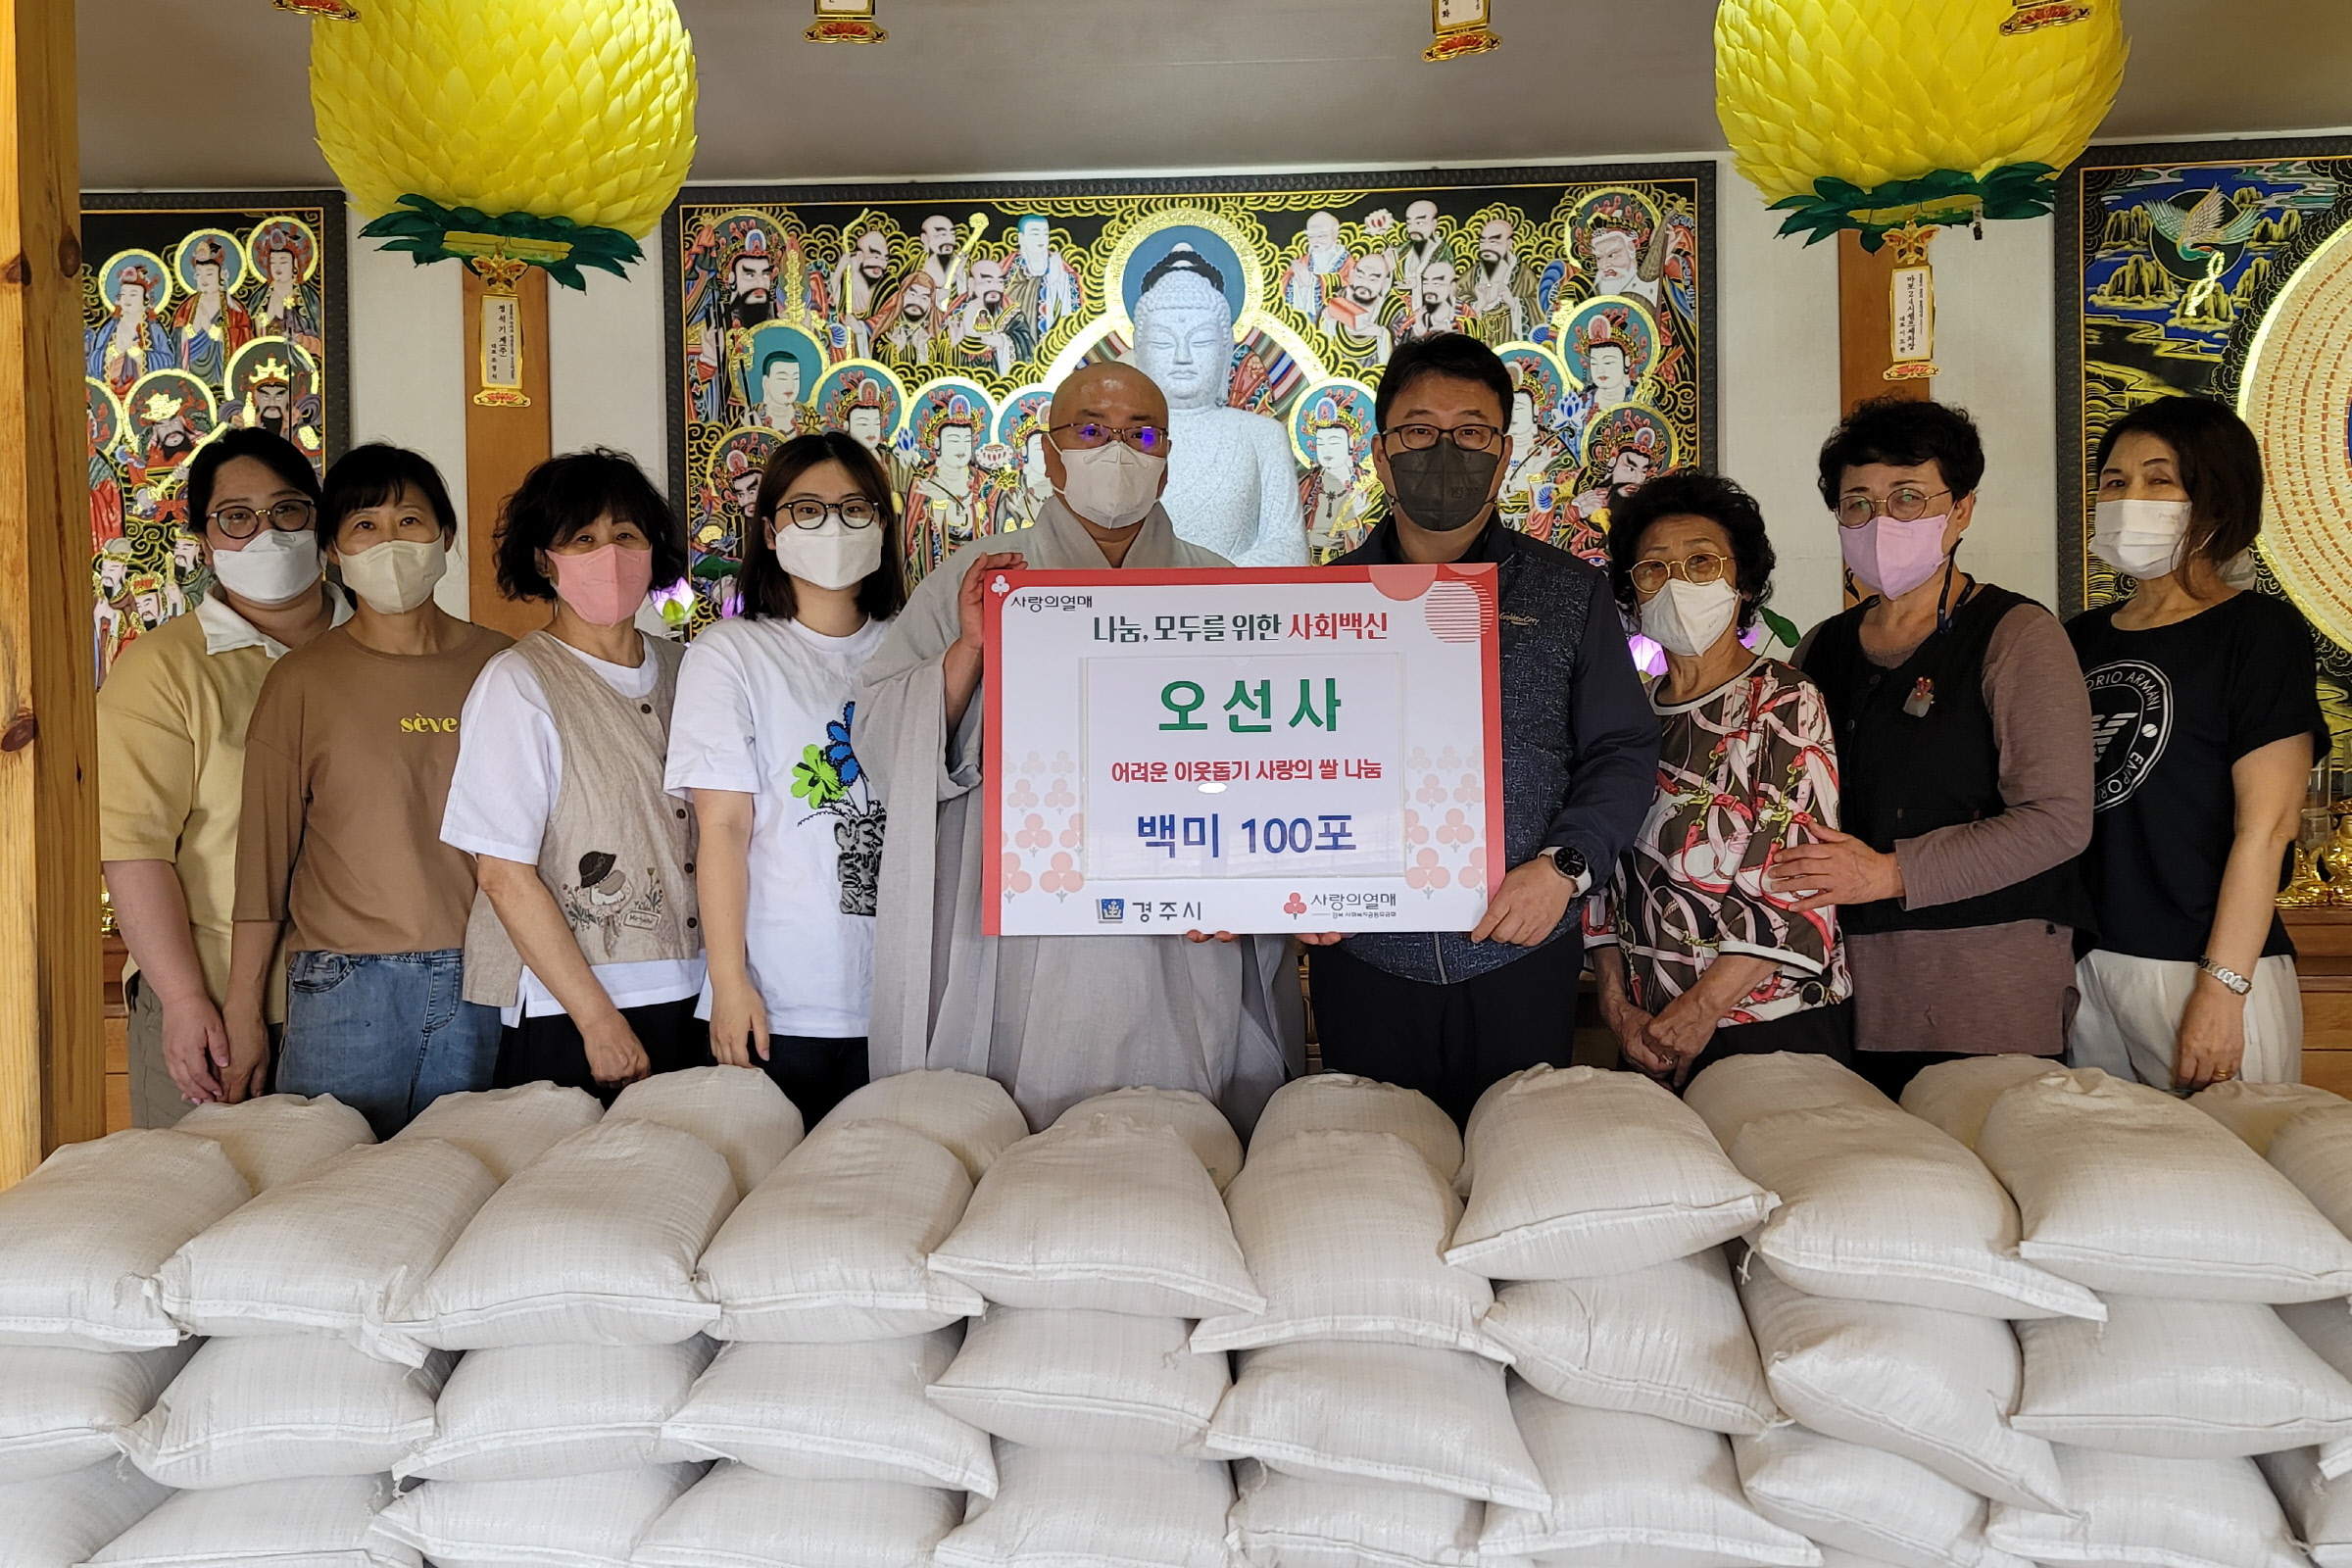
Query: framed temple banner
80,190,349,682
983,564,1503,937
2056,136,2352,752
663,163,1715,635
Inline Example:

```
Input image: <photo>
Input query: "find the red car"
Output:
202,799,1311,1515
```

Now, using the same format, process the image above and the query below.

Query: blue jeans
278,949,501,1139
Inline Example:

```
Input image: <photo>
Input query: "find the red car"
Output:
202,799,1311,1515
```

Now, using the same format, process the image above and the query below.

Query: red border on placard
982,564,1504,936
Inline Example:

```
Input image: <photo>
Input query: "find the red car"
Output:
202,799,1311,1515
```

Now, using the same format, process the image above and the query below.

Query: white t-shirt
663,613,890,1038
441,635,708,1024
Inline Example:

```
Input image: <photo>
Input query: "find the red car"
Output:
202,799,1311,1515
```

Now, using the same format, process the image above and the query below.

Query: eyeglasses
1630,553,1730,596
775,498,881,530
206,498,316,541
1835,486,1951,529
1051,420,1167,455
1384,422,1501,453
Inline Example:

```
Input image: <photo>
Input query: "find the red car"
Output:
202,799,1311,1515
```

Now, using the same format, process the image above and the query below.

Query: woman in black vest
1770,400,2095,1098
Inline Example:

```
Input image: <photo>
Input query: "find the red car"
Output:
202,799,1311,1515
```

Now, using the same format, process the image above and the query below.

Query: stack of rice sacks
0,1100,300,1568
1888,1056,2352,1568
643,1068,1029,1567
359,1066,817,1567
103,1085,608,1567
1441,1063,1814,1568
1198,1073,1530,1568
2189,1077,2352,1568
914,1086,1254,1568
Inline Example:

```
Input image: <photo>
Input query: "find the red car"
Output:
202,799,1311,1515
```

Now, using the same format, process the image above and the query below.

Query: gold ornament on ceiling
1425,0,1500,62
808,0,886,44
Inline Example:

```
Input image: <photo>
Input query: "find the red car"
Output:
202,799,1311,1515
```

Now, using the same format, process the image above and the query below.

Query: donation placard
984,564,1502,936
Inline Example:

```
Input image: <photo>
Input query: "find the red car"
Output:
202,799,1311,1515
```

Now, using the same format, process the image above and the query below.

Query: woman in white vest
440,450,710,1100
665,431,905,1121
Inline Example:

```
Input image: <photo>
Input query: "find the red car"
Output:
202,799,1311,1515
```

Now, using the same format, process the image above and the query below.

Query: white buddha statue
1129,247,1308,565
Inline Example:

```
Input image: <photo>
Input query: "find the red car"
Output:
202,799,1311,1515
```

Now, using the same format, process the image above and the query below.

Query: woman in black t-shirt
2067,398,2324,1092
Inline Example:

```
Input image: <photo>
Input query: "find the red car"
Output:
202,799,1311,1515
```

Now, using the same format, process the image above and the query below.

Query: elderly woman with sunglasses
1586,471,1853,1088
1770,400,2095,1098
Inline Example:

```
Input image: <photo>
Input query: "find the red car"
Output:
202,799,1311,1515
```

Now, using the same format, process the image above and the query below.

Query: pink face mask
550,543,655,627
1840,513,1951,600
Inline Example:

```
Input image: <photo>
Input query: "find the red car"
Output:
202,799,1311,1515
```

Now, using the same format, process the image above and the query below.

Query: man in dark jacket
1308,332,1658,1122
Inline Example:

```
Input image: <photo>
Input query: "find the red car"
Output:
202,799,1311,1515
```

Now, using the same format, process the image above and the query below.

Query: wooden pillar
1838,228,1936,414
0,0,99,1177
460,263,554,641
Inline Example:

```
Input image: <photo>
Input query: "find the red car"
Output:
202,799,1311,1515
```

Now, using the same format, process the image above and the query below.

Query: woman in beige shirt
226,443,512,1137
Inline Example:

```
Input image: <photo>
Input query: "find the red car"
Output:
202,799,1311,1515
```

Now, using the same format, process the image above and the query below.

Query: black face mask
1385,443,1500,533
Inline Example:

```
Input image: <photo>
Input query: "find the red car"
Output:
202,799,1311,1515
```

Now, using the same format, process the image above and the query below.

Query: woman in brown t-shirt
225,444,513,1137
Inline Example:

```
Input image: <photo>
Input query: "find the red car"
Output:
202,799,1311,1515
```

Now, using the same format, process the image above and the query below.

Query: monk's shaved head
1050,360,1169,428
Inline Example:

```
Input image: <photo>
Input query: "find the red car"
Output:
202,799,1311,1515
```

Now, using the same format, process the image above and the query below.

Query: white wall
336,160,2067,632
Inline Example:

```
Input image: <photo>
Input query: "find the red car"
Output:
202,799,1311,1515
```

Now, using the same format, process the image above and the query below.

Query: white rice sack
1976,1067,2352,1301
2256,1447,2352,1568
935,1443,1235,1568
1479,1247,1779,1435
926,1306,1225,1455
120,1336,451,1490
157,1137,498,1364
1984,1448,2307,1568
401,1118,732,1349
1733,1424,2032,1568
1193,1128,1497,1358
2280,1298,2352,1478
1728,1102,2104,1320
608,1065,804,1198
1250,1073,1462,1185
631,1462,963,1568
1479,1385,1822,1568
1684,1050,1890,1148
371,1465,704,1568
817,1070,1029,1183
89,1475,416,1568
2193,1080,2347,1155
400,1338,715,1483
176,1094,373,1192
394,1082,602,1183
1445,1066,1777,1280
1204,1340,1544,1508
663,1330,997,1494
1054,1087,1244,1190
0,1129,247,1350
0,1460,172,1568
0,1341,193,1482
1898,1055,2061,1150
929,1117,1262,1317
1740,1264,2064,1510
2014,1295,2352,1457
1225,1458,1481,1568
2270,1103,2352,1239
697,1118,983,1343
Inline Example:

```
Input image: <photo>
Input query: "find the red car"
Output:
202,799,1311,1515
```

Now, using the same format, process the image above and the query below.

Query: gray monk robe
856,496,1302,1133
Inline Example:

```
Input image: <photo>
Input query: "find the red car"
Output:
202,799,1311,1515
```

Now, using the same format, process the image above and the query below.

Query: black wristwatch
1541,845,1588,885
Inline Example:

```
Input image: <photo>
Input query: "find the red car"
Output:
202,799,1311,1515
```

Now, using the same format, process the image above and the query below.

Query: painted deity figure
247,228,323,358
950,258,1027,375
904,416,1002,575
1389,200,1448,301
1401,256,1466,342
1498,386,1571,519
832,228,893,360
876,275,941,368
1283,211,1351,315
916,214,968,320
1319,250,1396,364
88,265,177,399
1589,221,1663,309
1130,246,1307,566
1002,217,1080,344
693,230,781,420
750,348,817,433
1299,421,1376,560
1468,216,1542,342
172,239,253,384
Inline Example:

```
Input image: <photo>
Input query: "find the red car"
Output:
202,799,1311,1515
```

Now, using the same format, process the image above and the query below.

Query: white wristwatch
2198,956,2253,997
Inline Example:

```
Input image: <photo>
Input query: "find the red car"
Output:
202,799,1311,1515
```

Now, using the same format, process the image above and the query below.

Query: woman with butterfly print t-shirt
665,433,904,1122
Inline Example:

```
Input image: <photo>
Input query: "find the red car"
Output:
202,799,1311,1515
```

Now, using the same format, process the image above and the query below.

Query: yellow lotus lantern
1716,0,2127,250
310,0,698,288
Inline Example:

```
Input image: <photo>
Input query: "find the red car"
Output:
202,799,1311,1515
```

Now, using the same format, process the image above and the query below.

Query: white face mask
336,536,447,614
207,526,320,606
1641,576,1740,660
2091,499,2192,581
1053,439,1165,530
773,516,883,592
